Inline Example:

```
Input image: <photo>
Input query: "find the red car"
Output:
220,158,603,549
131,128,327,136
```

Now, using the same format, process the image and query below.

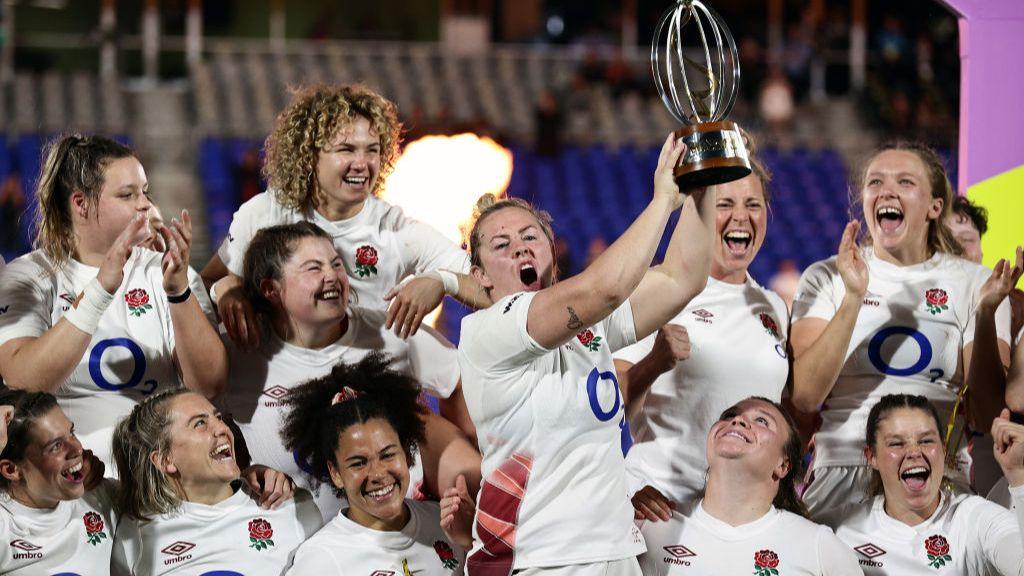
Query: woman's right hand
97,213,152,294
653,133,688,210
992,408,1024,487
631,485,676,522
215,275,260,350
440,474,475,549
837,220,869,299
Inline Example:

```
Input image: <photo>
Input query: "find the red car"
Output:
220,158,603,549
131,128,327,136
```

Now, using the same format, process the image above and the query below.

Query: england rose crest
83,512,108,546
434,540,458,570
924,288,949,315
759,313,780,339
355,245,379,277
925,534,952,569
248,518,275,551
753,549,779,576
576,329,602,352
125,288,153,317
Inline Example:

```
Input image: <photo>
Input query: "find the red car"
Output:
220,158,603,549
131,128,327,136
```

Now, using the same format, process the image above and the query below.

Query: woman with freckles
823,394,1024,575
634,397,861,576
111,389,322,576
455,134,717,575
282,353,466,575
217,222,480,521
790,142,1013,517
613,134,791,506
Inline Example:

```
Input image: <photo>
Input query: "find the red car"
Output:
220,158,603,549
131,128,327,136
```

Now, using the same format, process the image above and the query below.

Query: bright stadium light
381,133,514,327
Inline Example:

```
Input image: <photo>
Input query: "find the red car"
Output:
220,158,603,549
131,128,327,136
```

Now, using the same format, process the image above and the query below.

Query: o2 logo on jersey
88,338,158,394
586,368,622,423
867,326,943,381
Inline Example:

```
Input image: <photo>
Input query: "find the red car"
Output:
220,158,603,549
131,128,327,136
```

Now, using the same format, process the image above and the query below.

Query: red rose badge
576,329,602,352
753,549,779,576
248,518,275,551
759,313,780,339
924,288,949,315
434,540,459,570
125,288,153,317
925,534,951,569
355,245,379,277
83,512,108,546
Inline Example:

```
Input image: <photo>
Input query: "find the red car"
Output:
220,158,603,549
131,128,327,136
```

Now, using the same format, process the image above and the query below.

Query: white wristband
423,270,459,296
64,278,115,335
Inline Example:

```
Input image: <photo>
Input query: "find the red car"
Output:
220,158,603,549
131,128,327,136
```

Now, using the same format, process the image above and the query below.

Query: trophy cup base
672,121,752,189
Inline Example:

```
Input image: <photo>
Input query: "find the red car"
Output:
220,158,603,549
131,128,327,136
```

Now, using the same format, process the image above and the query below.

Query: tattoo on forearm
566,306,583,330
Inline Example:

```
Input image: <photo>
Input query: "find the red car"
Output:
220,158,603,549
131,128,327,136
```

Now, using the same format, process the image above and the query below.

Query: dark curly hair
279,352,427,497
0,389,60,491
263,84,401,213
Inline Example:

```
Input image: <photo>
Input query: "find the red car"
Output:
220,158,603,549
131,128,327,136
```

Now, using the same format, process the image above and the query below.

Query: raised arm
157,211,228,399
0,215,151,392
790,221,868,412
989,410,1024,575
525,135,687,349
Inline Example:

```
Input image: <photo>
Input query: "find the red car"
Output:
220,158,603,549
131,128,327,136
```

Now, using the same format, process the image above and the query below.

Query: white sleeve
460,292,548,374
977,493,1024,576
0,259,53,345
817,526,865,576
285,544,344,575
407,324,460,399
962,265,1013,348
294,490,326,538
394,215,471,276
613,331,657,364
217,192,271,277
791,259,841,324
603,298,638,352
111,518,141,576
187,266,217,325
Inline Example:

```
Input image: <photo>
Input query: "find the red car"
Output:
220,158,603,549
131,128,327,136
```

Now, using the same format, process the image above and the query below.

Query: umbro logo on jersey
10,539,43,559
370,572,396,576
503,294,523,314
663,544,696,566
854,543,886,567
59,292,75,312
161,541,196,565
691,309,713,324
862,291,882,307
263,385,289,407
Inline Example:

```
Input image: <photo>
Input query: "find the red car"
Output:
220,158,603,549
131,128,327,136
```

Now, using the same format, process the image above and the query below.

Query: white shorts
801,464,874,520
513,558,642,576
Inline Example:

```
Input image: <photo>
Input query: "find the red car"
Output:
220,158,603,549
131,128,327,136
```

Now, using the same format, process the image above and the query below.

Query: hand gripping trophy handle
652,0,751,189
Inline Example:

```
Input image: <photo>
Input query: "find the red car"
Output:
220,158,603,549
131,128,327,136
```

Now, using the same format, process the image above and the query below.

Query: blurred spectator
782,22,814,100
769,259,802,312
583,236,609,269
535,89,564,157
234,147,263,206
0,172,26,256
759,67,795,135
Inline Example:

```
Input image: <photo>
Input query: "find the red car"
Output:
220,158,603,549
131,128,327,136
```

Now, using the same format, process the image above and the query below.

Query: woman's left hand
440,474,475,549
992,408,1024,487
241,464,296,509
978,246,1023,312
384,276,444,339
156,210,193,296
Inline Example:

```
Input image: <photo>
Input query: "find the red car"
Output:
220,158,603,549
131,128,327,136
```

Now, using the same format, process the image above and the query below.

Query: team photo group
2,6,1024,573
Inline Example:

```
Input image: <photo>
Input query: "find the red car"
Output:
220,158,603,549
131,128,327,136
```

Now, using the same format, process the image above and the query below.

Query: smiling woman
110,390,322,576
0,389,117,576
279,352,466,575
822,394,1024,575
790,141,1014,517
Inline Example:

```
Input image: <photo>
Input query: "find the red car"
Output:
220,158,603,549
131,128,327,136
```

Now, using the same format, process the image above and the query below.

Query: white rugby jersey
0,249,215,468
112,484,322,576
217,192,470,308
616,274,790,502
459,292,646,572
286,499,465,575
791,250,1011,478
825,490,1024,575
987,479,1022,511
217,306,459,520
638,499,862,576
0,479,118,575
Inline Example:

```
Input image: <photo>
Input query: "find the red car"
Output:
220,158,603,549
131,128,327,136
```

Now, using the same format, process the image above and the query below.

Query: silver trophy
652,0,751,188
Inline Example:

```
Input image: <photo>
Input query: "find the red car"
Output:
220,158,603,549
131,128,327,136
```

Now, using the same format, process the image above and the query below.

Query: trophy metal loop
651,0,741,126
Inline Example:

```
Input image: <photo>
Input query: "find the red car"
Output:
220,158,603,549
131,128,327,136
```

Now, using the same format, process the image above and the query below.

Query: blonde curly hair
263,84,401,213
